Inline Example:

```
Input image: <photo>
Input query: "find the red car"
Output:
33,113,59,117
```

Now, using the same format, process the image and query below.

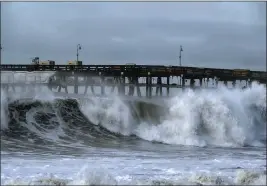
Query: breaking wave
1,82,266,149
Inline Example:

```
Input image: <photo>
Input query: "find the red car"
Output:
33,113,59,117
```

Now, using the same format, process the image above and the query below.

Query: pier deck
0,64,266,81
1,64,266,98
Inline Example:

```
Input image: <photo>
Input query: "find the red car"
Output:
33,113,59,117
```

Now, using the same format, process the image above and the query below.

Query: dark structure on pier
1,64,266,98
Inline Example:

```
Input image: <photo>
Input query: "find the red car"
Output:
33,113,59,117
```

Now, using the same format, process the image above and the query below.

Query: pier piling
0,64,266,97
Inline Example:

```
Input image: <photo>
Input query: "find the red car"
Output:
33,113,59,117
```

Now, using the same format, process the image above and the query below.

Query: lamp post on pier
76,44,82,61
0,45,2,64
179,45,183,66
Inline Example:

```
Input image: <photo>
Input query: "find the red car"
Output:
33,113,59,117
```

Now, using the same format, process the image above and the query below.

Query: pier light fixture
76,44,82,61
179,45,183,66
148,72,151,76
121,72,124,76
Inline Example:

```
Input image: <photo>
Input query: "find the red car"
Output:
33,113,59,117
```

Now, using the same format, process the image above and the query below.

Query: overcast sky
1,2,266,70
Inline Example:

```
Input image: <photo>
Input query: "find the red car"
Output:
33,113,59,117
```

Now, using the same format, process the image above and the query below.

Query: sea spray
80,95,134,136
1,89,9,130
135,82,266,147
2,167,266,185
1,78,265,148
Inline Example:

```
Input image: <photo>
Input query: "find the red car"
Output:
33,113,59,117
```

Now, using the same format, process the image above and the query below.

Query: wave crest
1,82,266,148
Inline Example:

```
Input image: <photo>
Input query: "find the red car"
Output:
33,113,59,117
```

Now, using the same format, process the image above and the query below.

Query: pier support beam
248,79,252,88
84,76,95,95
146,77,149,97
74,73,78,94
100,75,105,95
146,74,152,98
146,73,152,98
128,77,134,96
122,76,126,95
224,80,227,87
136,77,141,97
149,77,152,98
214,77,218,88
167,77,170,96
84,76,88,94
91,79,95,95
206,78,210,87
232,80,236,88
118,75,125,96
128,76,141,97
115,74,125,96
58,75,68,93
190,78,195,89
200,78,203,87
48,76,53,91
156,77,163,96
181,75,185,89
110,77,116,94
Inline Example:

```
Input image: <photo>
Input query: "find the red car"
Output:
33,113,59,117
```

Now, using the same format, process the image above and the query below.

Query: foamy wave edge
2,167,266,186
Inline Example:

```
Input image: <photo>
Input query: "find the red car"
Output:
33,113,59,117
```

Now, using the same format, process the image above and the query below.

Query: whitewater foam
79,95,134,136
2,164,266,185
76,81,266,148
1,89,9,130
134,82,266,147
1,78,266,148
1,72,266,186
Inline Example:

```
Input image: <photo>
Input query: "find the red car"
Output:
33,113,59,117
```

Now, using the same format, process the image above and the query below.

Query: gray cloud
1,2,266,70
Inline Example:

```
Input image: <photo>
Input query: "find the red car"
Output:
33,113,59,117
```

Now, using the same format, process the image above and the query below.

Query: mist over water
1,72,266,185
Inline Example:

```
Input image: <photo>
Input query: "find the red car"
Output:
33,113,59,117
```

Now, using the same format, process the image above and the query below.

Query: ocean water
1,72,266,185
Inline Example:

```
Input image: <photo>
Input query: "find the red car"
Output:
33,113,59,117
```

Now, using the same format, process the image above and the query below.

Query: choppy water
1,74,266,185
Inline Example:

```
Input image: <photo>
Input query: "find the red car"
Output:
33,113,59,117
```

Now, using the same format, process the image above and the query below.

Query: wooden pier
1,64,266,98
